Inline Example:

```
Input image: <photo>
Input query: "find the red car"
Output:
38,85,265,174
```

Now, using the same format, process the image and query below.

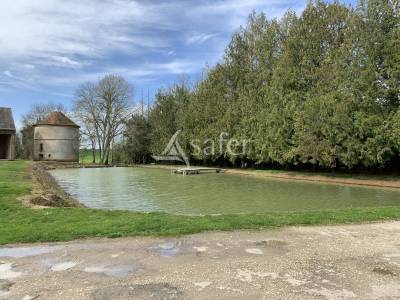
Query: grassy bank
1,160,400,245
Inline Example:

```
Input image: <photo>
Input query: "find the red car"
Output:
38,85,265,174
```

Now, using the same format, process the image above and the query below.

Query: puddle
245,248,264,255
149,241,186,257
0,246,62,258
284,275,308,287
194,282,212,290
51,262,78,272
76,243,104,250
0,263,22,280
84,265,136,277
193,246,208,253
216,286,243,294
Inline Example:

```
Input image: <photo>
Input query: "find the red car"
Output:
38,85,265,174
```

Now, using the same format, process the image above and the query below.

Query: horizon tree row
144,0,400,170
19,0,399,171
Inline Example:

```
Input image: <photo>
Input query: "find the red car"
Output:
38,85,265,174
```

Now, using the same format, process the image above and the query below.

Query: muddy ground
1,222,400,299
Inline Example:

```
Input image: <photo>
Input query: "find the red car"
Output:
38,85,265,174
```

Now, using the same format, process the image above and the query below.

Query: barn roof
35,111,80,128
0,107,16,132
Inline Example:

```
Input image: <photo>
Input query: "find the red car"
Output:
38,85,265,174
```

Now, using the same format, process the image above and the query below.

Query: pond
50,167,400,215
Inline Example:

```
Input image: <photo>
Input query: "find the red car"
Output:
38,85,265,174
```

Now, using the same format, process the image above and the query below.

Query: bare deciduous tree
74,82,101,163
22,103,67,127
74,74,133,164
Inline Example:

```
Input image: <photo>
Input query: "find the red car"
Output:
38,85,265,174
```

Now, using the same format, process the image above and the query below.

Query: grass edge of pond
1,160,400,245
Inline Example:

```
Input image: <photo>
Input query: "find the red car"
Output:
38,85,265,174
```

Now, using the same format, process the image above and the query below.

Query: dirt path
1,222,400,299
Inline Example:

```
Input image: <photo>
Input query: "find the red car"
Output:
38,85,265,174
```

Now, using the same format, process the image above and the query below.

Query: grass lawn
1,160,400,245
79,149,100,164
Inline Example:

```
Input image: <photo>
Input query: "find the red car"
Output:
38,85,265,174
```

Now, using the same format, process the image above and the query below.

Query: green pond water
50,167,400,215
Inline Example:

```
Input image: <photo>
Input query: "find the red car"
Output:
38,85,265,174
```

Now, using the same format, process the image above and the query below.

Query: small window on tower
40,143,43,152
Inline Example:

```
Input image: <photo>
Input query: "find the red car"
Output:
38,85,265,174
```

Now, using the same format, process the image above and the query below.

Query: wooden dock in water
172,167,223,175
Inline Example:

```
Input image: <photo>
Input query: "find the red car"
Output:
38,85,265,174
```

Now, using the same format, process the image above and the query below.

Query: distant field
79,149,100,164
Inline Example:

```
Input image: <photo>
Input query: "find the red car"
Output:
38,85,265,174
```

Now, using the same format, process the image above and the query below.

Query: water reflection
50,167,400,215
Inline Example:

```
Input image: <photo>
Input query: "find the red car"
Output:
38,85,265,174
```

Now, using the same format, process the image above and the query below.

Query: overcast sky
0,0,355,128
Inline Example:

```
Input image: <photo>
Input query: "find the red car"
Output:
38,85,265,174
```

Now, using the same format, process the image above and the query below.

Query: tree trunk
98,141,103,163
104,148,110,165
91,143,96,164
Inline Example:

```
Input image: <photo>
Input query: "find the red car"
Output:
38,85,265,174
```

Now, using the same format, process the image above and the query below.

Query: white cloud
186,33,216,45
23,64,35,69
0,0,172,63
51,56,82,67
0,0,302,62
39,58,204,87
3,71,15,78
0,0,305,91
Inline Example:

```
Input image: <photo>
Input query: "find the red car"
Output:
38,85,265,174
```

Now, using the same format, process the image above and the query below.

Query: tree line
116,0,399,171
19,0,399,171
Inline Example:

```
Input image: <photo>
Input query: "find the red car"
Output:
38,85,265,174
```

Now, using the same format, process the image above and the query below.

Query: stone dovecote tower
33,111,80,162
